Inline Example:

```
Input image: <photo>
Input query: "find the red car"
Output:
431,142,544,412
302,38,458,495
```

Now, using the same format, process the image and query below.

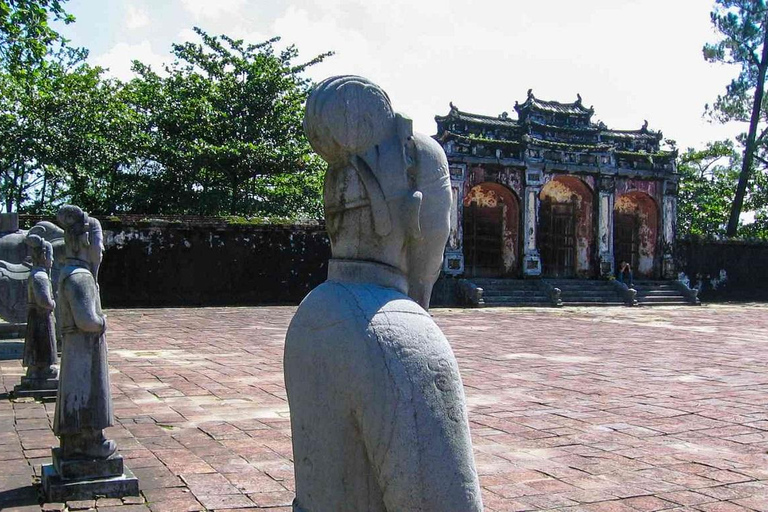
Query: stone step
484,299,552,307
483,294,551,301
637,301,692,307
561,296,624,303
560,293,623,300
563,300,625,306
638,295,688,302
636,290,683,296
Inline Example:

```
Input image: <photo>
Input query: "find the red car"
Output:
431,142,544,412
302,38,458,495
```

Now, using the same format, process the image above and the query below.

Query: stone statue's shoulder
60,266,93,286
30,268,51,283
292,280,424,331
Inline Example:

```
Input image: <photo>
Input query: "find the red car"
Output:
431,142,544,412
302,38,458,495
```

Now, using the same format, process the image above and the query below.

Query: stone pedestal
12,375,58,399
41,449,139,501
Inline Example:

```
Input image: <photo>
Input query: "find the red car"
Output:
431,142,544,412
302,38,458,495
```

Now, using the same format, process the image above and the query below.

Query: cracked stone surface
0,303,767,511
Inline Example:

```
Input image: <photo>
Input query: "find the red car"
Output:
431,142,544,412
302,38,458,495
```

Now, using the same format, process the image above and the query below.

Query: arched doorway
614,192,659,278
539,176,594,278
463,183,520,277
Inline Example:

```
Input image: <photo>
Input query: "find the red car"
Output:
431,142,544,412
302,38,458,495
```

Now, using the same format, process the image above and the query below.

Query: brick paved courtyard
1,304,768,511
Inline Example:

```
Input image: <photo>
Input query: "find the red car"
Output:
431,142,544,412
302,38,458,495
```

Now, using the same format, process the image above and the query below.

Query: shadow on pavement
0,485,40,509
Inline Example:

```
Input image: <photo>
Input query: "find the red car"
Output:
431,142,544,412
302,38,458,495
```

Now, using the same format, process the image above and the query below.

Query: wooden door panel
464,204,504,277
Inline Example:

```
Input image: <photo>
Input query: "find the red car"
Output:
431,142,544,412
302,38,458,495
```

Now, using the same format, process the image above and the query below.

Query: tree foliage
677,140,768,238
704,0,768,235
0,21,332,220
125,28,331,217
0,0,75,72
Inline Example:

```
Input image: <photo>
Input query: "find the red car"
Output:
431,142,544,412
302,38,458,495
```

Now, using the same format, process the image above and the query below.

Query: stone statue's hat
305,75,417,237
56,205,90,235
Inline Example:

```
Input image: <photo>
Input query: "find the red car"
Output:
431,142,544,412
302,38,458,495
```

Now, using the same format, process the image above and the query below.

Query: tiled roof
435,106,519,128
515,91,593,116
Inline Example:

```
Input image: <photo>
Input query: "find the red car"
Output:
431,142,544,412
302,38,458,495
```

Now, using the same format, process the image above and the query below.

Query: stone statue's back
285,265,482,512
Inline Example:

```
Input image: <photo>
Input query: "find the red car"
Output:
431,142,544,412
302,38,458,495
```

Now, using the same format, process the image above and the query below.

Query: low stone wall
676,237,768,301
21,216,331,307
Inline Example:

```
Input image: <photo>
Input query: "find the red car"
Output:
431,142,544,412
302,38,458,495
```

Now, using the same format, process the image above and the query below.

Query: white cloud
74,0,744,149
179,0,246,20
176,28,200,44
125,3,150,30
92,41,168,81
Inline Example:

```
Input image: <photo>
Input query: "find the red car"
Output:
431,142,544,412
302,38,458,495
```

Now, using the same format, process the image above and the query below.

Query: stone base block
41,463,139,502
0,322,25,339
52,448,124,480
13,377,58,399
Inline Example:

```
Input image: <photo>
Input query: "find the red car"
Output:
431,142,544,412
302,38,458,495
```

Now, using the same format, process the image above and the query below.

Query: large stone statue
13,234,58,398
42,205,137,501
284,76,483,511
0,219,64,324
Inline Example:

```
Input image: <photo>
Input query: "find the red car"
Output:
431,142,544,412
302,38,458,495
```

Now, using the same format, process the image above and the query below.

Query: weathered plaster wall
464,183,520,275
539,176,594,276
22,216,331,307
614,192,659,277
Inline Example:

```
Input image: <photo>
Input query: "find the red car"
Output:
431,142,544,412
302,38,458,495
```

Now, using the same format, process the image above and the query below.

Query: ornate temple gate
614,212,639,272
540,200,576,277
463,203,504,277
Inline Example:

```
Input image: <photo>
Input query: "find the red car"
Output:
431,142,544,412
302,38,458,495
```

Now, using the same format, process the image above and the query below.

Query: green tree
126,27,331,218
704,0,768,236
0,0,75,72
677,141,740,237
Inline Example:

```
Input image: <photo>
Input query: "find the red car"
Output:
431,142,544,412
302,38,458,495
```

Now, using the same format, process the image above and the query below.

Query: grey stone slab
52,448,123,480
41,463,139,502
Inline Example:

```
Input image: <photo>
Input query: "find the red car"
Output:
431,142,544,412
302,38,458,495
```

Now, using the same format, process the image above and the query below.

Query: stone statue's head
27,221,65,267
57,205,104,279
25,234,53,270
304,75,451,307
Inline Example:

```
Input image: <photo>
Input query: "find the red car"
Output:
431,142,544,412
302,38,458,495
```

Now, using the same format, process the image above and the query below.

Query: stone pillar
0,212,19,234
522,168,542,277
661,179,678,279
442,164,466,275
597,176,615,278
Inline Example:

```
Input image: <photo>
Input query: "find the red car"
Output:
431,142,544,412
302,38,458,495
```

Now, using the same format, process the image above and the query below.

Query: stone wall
21,216,331,307
677,238,768,301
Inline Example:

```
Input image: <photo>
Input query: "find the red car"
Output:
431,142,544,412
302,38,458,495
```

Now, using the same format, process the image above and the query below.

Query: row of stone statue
9,75,483,510
13,206,138,501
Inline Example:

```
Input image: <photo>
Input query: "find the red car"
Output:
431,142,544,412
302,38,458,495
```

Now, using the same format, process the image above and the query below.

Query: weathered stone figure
13,235,58,397
285,76,483,511
42,205,136,501
53,205,114,459
23,236,58,374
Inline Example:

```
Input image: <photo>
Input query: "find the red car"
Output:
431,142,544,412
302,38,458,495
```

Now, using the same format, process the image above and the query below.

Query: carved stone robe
23,267,57,369
285,260,483,512
53,262,113,435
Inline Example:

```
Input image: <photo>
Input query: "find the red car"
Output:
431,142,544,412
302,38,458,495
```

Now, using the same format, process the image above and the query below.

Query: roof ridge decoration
514,89,594,117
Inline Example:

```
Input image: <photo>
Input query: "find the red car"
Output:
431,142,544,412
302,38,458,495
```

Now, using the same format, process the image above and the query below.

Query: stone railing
457,279,484,307
610,279,638,306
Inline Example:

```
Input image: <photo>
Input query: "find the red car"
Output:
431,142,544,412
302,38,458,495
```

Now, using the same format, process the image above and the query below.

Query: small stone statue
285,76,483,511
42,205,137,501
13,234,58,398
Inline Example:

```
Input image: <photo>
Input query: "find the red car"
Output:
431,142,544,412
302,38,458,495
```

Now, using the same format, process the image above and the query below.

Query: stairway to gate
545,279,625,306
633,280,692,306
470,278,552,307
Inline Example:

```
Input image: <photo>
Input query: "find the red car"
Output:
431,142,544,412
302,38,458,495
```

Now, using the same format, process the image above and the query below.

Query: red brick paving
1,304,767,511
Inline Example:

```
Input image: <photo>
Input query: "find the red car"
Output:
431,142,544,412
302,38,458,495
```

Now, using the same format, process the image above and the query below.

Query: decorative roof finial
576,93,582,105
449,101,458,113
499,111,508,119
642,119,649,131
527,88,533,99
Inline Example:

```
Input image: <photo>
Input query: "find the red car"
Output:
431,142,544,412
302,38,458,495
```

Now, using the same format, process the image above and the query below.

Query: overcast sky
62,0,743,151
